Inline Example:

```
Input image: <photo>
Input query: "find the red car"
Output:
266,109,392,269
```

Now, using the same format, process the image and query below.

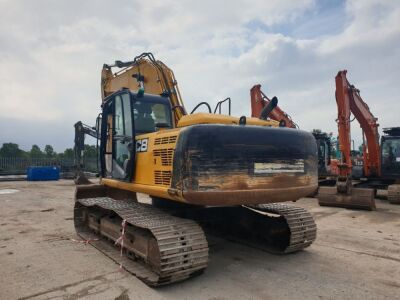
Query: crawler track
74,197,208,286
388,184,400,204
153,201,317,254
247,203,317,253
74,195,316,286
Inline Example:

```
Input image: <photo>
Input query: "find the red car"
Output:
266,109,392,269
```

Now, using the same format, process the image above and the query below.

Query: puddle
0,189,20,195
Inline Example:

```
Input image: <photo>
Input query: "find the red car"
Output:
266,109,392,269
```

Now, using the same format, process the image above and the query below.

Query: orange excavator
318,70,400,210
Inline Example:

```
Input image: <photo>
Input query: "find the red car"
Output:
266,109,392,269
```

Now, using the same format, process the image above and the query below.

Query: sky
0,0,399,152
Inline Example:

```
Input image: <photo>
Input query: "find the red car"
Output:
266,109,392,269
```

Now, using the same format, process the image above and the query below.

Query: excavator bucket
317,186,376,210
74,171,94,185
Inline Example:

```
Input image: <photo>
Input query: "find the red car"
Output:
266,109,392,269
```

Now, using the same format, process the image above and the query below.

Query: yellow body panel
133,129,178,186
102,113,281,203
102,128,183,201
130,113,278,195
101,178,174,200
177,113,279,127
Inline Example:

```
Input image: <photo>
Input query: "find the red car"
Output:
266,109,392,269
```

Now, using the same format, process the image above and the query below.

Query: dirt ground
0,180,399,300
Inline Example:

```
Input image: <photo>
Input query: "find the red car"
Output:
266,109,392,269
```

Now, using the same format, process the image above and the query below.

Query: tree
30,145,44,158
44,145,55,157
0,143,26,158
62,148,74,159
83,144,97,159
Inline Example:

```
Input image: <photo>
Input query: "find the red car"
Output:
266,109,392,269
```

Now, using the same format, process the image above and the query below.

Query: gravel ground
0,180,399,300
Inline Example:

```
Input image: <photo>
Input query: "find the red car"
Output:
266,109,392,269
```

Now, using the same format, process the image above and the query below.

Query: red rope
70,238,98,245
71,219,127,271
114,219,127,270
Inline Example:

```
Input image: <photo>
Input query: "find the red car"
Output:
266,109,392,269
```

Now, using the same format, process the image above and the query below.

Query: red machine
335,71,381,178
250,84,298,128
318,70,400,210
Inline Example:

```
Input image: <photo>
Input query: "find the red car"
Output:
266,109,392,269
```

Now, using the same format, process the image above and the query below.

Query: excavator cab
381,127,400,178
381,128,400,203
99,89,172,181
313,132,332,178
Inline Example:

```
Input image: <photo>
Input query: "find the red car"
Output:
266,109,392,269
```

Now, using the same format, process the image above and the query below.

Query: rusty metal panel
172,124,318,205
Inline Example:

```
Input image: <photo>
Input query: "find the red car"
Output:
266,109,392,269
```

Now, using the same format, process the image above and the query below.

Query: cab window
382,139,400,164
133,100,172,134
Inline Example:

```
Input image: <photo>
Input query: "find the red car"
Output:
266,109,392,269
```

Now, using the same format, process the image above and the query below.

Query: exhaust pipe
259,96,278,120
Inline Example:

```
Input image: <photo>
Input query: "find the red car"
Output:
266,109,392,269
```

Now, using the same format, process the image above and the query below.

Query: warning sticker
254,160,305,174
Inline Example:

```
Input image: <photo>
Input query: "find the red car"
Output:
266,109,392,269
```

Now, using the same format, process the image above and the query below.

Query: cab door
101,92,135,181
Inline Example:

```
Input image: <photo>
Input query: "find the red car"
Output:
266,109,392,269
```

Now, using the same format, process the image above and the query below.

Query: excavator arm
74,121,100,184
318,70,377,210
101,52,186,126
250,84,298,128
335,70,381,178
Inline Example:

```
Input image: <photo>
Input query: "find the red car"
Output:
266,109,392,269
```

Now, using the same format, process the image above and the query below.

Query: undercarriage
74,185,317,286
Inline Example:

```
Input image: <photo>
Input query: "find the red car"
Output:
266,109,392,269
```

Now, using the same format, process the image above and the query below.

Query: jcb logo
136,138,148,152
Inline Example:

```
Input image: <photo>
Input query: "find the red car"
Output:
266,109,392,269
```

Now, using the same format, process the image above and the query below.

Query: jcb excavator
74,53,318,286
317,70,400,210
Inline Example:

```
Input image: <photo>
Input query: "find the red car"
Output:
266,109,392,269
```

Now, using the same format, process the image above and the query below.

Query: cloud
0,0,399,152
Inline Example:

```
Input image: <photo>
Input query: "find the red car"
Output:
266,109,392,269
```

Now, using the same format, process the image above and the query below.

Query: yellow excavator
74,53,318,286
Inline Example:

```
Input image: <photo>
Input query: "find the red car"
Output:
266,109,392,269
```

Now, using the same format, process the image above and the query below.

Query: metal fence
0,157,98,175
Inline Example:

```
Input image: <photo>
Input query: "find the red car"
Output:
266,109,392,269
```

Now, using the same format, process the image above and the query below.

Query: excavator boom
101,52,186,125
250,84,298,128
318,70,377,210
335,71,381,178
